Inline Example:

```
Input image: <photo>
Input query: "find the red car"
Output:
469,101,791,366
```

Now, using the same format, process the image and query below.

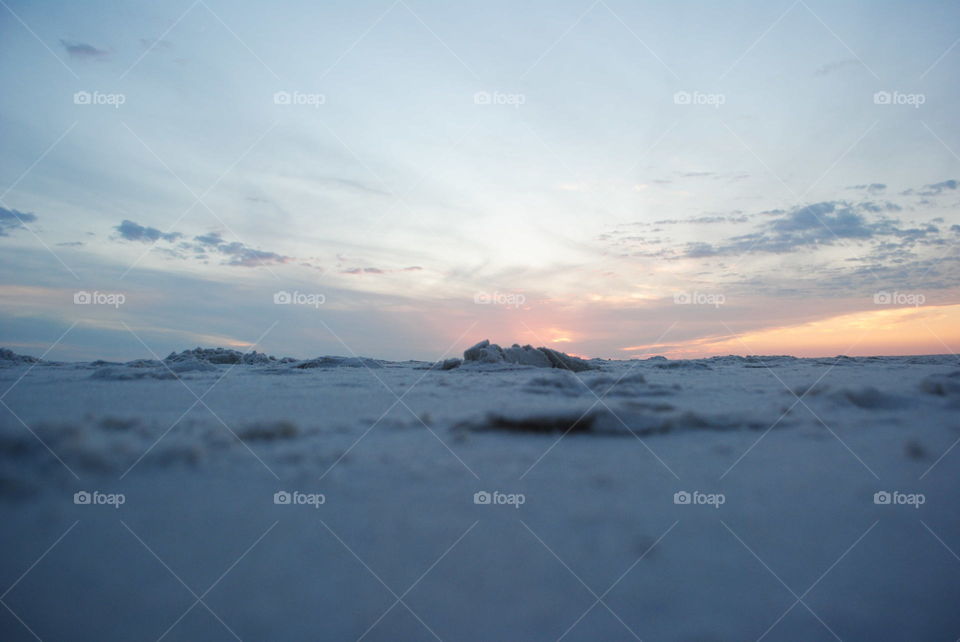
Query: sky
1,0,959,361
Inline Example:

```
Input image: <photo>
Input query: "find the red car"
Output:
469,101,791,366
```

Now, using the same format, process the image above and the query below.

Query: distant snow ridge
447,339,596,372
294,356,384,369
163,347,382,369
164,347,293,365
0,348,41,365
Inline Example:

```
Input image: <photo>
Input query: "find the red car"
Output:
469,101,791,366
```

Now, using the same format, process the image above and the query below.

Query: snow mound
920,371,960,396
826,386,910,410
706,355,798,368
0,348,41,365
294,356,384,369
465,406,766,436
460,339,596,371
90,367,178,381
520,371,670,399
522,372,587,396
237,420,299,441
474,409,600,434
165,347,288,365
434,358,463,370
585,372,648,396
90,358,216,380
650,359,711,370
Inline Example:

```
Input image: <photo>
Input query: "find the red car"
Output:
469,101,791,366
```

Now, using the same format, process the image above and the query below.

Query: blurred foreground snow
1,347,959,640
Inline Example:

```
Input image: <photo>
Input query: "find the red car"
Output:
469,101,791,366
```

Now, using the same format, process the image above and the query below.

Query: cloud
194,232,225,246
847,183,886,194
342,267,385,274
902,179,958,197
112,223,289,267
115,220,182,243
918,180,958,196
216,242,289,267
651,213,750,226
814,59,861,76
0,207,37,236
316,177,390,196
709,201,939,255
191,231,289,267
605,192,948,263
684,242,720,258
60,40,109,59
858,201,902,213
341,265,422,275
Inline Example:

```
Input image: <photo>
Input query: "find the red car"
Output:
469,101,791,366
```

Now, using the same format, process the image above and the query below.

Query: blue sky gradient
1,0,959,360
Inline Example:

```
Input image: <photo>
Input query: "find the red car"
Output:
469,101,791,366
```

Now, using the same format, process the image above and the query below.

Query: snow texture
1,346,959,640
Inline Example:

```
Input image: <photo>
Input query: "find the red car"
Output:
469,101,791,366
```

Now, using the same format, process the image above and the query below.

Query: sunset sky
1,0,958,361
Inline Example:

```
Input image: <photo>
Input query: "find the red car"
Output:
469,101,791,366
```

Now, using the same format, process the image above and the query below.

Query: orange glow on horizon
624,304,960,358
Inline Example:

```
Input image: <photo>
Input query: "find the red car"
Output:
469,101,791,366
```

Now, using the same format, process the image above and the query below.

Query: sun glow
624,304,960,358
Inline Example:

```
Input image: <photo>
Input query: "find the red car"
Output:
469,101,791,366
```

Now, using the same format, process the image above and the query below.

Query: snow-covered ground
1,344,959,641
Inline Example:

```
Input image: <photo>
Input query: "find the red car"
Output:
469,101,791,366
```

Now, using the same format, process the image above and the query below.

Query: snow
1,345,959,640
461,339,597,371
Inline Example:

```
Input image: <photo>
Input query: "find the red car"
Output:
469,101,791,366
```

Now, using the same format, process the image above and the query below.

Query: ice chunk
0,348,41,364
462,339,595,371
165,347,282,365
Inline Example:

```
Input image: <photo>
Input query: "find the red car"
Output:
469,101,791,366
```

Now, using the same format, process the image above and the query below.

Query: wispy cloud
814,58,861,76
60,40,109,59
115,220,181,243
606,178,957,264
903,179,959,197
0,207,37,236
341,265,422,275
110,222,287,267
847,183,886,194
189,231,289,267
